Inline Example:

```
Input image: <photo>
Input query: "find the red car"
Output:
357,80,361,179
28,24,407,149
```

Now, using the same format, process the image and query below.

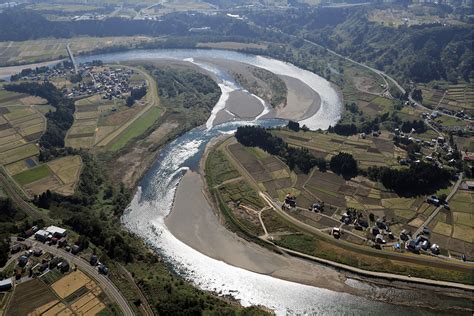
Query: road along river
2,49,470,314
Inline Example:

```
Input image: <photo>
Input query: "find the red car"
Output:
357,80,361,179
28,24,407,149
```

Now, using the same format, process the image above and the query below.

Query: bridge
66,43,78,73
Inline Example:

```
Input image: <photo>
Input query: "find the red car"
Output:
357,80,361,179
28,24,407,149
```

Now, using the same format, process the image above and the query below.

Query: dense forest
247,7,473,83
2,6,470,84
0,8,262,41
367,162,453,196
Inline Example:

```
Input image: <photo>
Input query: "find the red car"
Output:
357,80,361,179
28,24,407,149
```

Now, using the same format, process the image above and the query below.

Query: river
1,49,464,314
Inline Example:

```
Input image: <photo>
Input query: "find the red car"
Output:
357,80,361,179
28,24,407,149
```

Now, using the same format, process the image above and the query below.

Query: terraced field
273,129,404,169
431,189,473,259
219,129,472,259
10,155,83,196
420,83,474,116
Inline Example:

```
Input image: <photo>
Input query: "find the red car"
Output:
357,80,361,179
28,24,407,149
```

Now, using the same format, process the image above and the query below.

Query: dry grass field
273,129,403,169
23,269,108,316
6,279,57,315
8,155,82,196
52,270,92,299
0,36,154,66
420,83,474,116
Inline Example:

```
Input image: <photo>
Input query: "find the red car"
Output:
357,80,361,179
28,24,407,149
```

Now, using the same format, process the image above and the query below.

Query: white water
184,57,270,128
1,49,426,314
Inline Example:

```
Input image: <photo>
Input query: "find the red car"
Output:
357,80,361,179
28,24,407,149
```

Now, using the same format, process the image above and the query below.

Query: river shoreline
164,136,473,313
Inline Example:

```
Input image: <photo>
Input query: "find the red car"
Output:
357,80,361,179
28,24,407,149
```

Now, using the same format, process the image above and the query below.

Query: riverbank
165,170,356,294
184,136,474,313
200,58,321,122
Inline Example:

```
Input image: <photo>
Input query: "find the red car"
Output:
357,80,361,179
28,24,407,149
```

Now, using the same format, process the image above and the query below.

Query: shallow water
1,49,445,314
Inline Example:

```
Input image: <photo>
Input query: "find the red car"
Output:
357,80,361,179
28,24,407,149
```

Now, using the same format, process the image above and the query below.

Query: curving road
28,240,134,316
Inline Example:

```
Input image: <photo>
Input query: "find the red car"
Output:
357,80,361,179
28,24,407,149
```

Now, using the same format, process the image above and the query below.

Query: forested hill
0,9,260,41
248,8,473,84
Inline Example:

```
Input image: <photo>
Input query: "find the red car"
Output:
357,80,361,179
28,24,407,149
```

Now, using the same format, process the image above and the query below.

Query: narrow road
222,139,472,272
413,174,463,237
31,241,134,316
117,264,154,316
0,252,22,272
274,244,474,291
95,65,162,148
0,172,46,221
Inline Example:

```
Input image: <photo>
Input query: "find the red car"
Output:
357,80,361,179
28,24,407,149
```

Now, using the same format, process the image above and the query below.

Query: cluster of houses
404,227,440,255
66,65,146,100
0,224,111,288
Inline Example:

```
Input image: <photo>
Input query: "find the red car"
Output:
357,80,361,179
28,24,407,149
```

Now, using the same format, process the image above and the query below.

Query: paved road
30,241,134,316
0,252,22,273
0,172,46,221
409,91,474,123
95,65,162,148
275,244,474,291
222,139,472,273
414,174,463,237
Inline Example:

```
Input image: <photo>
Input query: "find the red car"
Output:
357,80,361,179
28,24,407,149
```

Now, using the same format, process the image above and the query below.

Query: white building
46,226,67,238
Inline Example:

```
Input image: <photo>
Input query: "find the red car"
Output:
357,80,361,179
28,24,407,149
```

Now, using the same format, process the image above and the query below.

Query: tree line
235,125,326,174
4,82,74,152
367,162,453,196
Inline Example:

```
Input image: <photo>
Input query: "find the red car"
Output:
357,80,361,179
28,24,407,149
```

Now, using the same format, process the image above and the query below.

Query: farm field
273,129,404,169
65,66,157,150
0,36,154,66
9,155,82,196
419,83,474,116
7,269,111,315
218,129,472,261
431,189,473,260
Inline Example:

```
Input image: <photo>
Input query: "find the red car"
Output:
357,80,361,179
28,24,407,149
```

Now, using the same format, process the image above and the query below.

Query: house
0,278,12,291
98,264,109,275
46,226,67,238
35,230,49,242
58,261,69,273
33,249,43,257
407,240,420,253
420,240,430,251
25,226,38,237
400,229,410,241
11,244,21,254
38,263,48,272
71,245,81,255
90,255,98,266
430,244,440,255
375,234,386,244
376,219,387,230
357,219,368,228
466,181,474,190
18,255,28,267
371,226,380,236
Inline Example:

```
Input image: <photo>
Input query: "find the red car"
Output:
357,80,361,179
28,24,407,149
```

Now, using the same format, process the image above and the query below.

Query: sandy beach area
165,170,354,293
276,75,321,121
198,58,321,123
